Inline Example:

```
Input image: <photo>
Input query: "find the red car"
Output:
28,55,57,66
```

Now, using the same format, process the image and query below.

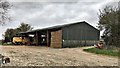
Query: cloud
8,0,119,2
0,0,118,39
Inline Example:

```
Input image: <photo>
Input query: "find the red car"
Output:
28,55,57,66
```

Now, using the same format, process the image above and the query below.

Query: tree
98,6,120,47
18,23,33,32
4,28,15,42
0,0,12,25
4,23,33,42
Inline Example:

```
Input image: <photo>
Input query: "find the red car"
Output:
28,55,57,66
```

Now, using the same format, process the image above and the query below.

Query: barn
20,21,100,48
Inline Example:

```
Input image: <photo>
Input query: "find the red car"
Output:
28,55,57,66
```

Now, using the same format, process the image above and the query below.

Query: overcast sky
0,0,119,39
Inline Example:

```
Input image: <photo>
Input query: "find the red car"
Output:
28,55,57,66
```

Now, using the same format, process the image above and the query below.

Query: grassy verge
83,47,119,57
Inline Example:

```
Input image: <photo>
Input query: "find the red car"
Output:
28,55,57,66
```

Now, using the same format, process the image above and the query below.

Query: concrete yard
0,45,118,66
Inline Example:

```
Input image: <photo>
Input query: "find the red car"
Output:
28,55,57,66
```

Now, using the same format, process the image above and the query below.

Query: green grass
0,42,2,45
83,48,119,57
0,40,2,44
2,42,13,46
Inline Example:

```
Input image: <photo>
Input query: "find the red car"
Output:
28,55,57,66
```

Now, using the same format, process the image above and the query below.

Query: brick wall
50,30,62,48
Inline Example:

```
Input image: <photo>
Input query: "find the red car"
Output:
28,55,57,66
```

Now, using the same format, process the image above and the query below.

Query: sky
0,0,119,39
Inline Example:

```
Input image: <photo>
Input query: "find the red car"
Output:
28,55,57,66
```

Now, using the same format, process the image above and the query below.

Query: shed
20,21,100,48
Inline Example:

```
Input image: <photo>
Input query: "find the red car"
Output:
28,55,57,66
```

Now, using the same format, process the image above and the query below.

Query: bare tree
0,0,12,25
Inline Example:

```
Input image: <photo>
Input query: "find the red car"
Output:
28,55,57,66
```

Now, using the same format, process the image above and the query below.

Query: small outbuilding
20,21,100,48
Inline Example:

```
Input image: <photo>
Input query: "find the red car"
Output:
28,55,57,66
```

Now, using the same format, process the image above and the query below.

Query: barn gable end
62,22,100,47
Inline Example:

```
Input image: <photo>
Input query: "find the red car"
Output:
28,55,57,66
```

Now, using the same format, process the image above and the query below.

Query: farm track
0,45,118,66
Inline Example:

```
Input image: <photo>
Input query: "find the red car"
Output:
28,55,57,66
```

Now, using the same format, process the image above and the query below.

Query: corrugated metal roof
20,21,99,34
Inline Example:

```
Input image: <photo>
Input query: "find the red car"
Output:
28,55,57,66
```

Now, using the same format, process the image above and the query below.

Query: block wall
50,30,62,48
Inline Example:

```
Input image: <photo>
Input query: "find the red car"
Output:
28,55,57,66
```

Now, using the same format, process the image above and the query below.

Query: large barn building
20,21,100,48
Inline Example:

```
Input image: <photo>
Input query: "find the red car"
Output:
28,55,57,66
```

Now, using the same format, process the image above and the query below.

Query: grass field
83,47,119,57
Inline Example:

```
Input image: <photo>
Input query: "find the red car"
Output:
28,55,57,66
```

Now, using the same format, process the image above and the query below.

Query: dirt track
0,45,118,66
